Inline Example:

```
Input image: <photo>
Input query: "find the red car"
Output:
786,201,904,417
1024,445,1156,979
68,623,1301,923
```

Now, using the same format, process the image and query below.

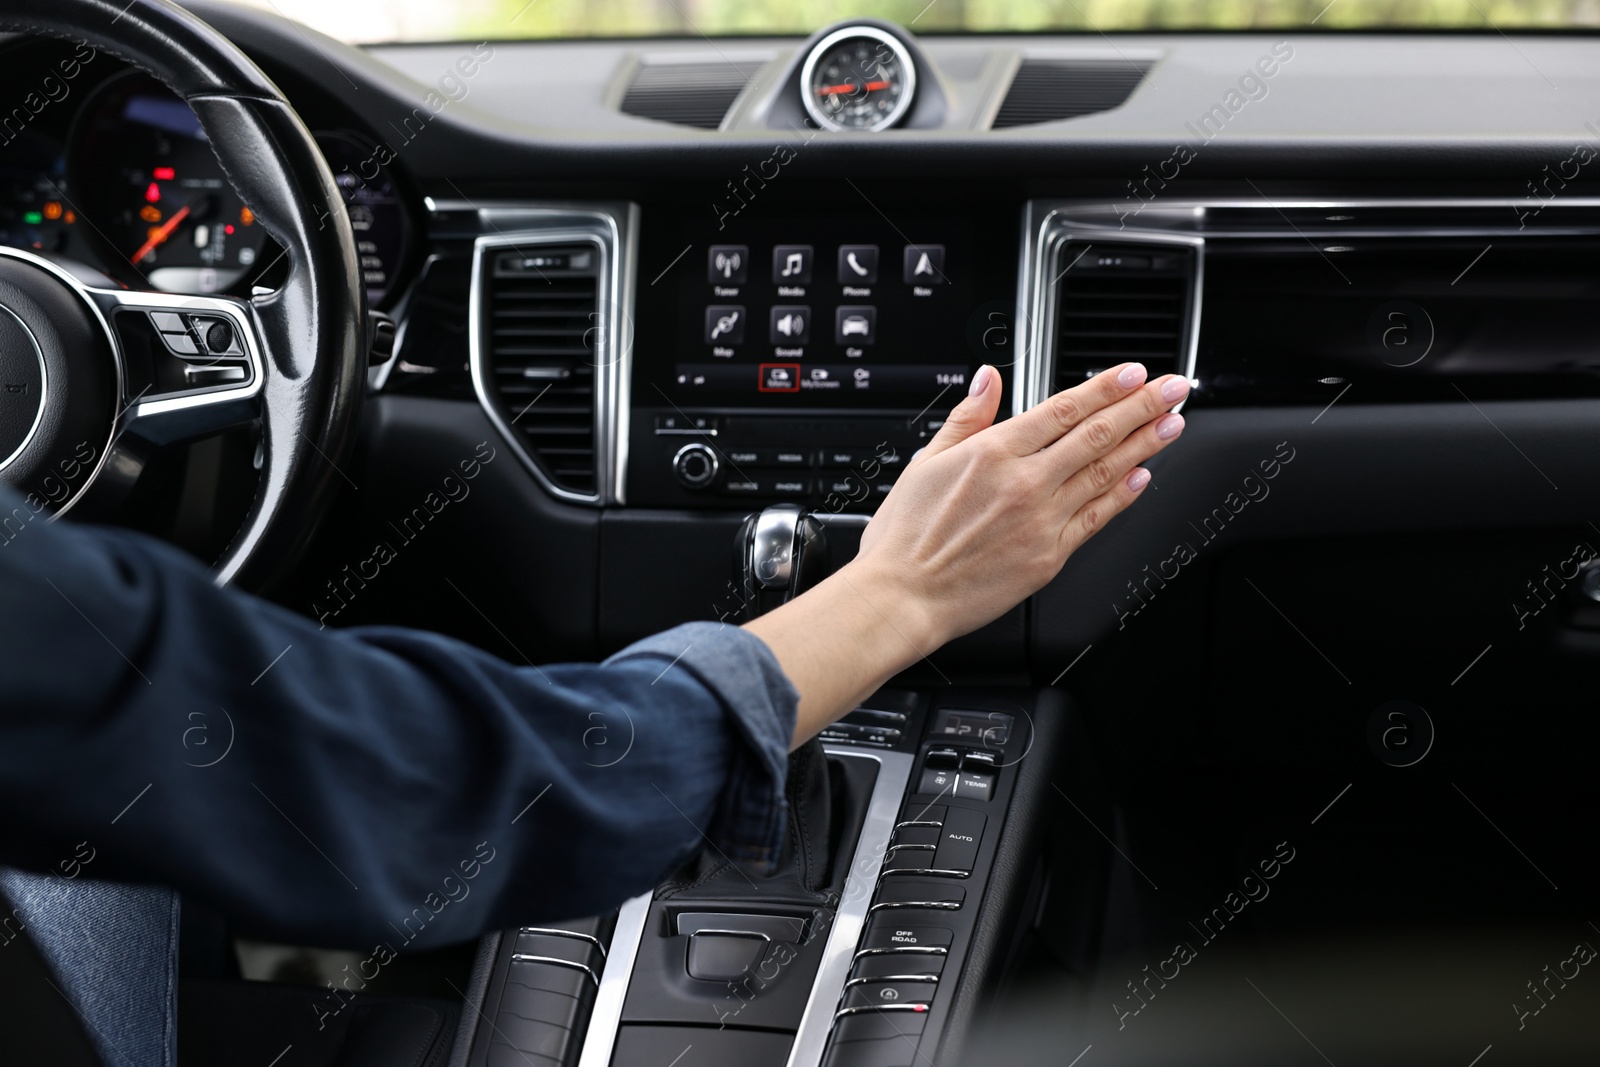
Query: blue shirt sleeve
0,493,797,949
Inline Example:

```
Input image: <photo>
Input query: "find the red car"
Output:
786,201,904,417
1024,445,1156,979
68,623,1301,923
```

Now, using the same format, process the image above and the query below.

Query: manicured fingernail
1127,467,1151,492
1160,376,1191,403
1156,413,1185,440
969,365,993,397
1117,363,1147,389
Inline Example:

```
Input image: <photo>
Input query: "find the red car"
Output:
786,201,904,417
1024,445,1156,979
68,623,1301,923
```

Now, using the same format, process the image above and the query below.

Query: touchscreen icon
705,305,746,345
834,306,877,345
769,305,812,345
773,245,813,284
708,245,748,284
903,244,946,284
759,363,802,392
836,245,879,285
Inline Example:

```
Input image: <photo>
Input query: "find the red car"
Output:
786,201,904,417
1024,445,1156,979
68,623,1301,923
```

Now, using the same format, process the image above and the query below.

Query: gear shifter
730,503,832,621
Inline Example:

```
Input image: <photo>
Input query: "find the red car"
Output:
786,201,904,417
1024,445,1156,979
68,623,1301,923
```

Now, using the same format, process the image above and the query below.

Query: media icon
834,306,877,345
772,245,813,284
769,305,812,345
903,244,945,284
705,305,746,345
708,245,748,284
836,245,879,285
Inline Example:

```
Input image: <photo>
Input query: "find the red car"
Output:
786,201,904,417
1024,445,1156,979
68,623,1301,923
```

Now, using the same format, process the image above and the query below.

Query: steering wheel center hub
0,302,49,469
0,253,116,499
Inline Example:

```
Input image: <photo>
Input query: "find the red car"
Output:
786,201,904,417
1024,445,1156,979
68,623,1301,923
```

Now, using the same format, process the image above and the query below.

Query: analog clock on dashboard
800,25,917,132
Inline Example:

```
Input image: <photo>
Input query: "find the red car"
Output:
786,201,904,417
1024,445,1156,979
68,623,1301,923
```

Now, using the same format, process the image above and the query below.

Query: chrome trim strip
519,926,608,958
574,892,650,1067
689,928,773,941
868,900,962,913
835,1003,931,1018
843,974,940,988
508,954,599,986
879,869,970,879
465,203,638,507
785,747,915,1067
853,946,949,958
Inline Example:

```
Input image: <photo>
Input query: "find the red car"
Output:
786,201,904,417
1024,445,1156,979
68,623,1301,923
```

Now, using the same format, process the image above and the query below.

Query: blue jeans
0,869,179,1067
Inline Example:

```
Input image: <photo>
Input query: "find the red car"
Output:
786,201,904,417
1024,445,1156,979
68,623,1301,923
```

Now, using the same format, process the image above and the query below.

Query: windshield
223,0,1600,44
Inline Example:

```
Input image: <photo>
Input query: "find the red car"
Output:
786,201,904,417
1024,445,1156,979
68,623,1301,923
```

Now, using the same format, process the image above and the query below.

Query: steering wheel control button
161,330,201,356
770,305,812,345
0,303,46,467
773,245,814,285
705,305,745,345
196,318,240,355
834,306,877,345
148,311,186,333
903,244,945,285
672,442,719,490
708,245,748,286
837,245,879,285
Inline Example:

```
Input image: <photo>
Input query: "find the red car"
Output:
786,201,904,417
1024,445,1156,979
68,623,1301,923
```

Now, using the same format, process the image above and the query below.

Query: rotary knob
672,442,719,490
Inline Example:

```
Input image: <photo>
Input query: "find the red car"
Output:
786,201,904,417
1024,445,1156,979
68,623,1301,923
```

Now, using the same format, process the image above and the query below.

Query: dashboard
6,7,1600,1067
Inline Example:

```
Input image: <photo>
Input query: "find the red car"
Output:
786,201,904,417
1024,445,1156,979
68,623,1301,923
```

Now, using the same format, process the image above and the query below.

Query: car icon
842,315,869,336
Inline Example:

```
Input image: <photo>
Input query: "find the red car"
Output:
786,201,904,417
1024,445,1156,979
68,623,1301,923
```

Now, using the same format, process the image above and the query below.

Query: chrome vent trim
1018,203,1202,415
466,205,638,506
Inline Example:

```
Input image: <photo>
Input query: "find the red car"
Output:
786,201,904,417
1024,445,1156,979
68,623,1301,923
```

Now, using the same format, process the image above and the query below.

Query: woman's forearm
742,557,936,749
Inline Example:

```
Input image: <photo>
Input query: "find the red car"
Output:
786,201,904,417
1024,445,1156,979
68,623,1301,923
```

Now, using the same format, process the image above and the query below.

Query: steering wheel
0,0,364,589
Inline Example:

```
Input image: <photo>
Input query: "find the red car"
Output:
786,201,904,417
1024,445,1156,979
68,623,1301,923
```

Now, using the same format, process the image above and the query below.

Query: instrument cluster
0,42,415,309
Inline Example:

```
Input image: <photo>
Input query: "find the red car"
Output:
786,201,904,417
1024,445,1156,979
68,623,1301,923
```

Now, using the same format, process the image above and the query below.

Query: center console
462,686,1045,1067
450,505,1051,1067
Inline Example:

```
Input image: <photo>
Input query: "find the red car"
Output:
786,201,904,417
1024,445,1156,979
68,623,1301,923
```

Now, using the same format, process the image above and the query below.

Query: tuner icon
708,245,748,284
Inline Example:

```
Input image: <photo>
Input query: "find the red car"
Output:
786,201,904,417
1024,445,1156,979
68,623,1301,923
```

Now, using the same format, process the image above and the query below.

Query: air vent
619,60,764,129
480,245,601,498
993,59,1151,129
1052,242,1196,391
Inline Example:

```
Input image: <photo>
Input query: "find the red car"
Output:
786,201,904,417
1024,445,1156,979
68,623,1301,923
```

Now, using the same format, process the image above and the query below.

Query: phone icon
836,245,879,284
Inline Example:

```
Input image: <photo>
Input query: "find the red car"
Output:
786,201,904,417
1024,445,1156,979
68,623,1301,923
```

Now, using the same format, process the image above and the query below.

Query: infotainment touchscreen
633,202,1016,409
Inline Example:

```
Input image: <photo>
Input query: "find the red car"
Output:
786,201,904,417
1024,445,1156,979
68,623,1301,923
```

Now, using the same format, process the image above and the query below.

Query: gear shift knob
733,504,832,621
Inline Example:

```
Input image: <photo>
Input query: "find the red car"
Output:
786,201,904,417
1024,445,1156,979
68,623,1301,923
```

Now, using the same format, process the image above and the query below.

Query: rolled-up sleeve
605,622,798,870
0,491,798,949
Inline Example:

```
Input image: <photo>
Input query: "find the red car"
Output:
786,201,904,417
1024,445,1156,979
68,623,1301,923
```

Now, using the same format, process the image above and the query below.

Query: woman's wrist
825,554,944,674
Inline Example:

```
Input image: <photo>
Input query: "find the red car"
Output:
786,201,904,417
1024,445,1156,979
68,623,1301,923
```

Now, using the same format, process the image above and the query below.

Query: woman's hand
852,360,1188,650
743,361,1188,748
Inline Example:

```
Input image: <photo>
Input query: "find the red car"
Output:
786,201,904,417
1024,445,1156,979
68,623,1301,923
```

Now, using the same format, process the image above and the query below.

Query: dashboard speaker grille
1052,242,1195,390
993,59,1151,128
482,245,601,497
619,60,763,129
